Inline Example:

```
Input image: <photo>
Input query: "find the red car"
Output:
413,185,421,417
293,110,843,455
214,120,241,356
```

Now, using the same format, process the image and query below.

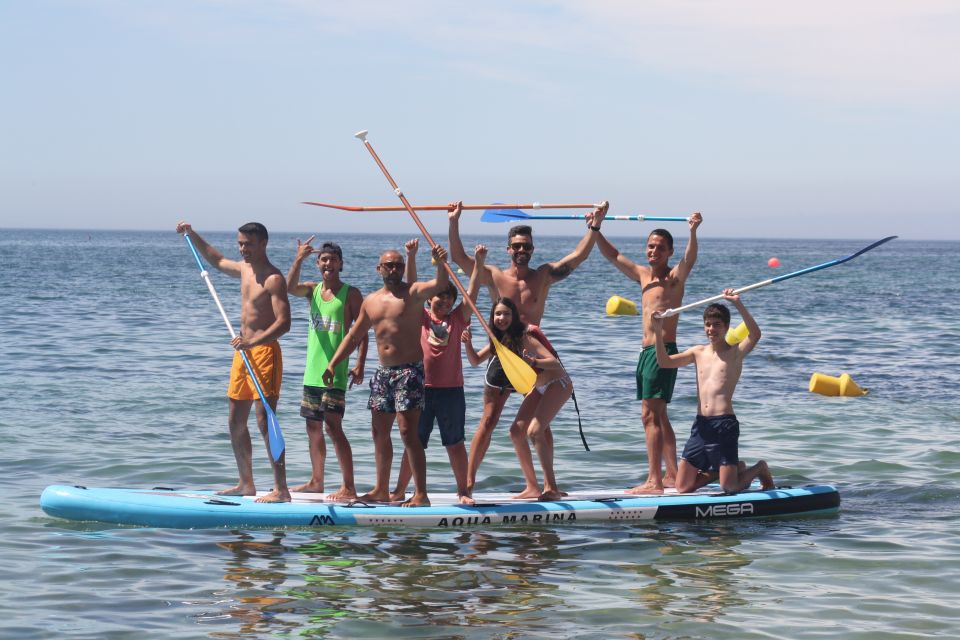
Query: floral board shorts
367,361,425,413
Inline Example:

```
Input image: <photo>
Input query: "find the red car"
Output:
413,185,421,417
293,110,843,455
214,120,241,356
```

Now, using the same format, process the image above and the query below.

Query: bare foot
512,487,541,500
626,481,664,495
538,489,563,502
663,476,676,489
401,493,430,507
388,490,406,503
758,461,775,490
359,490,391,503
216,484,256,496
255,489,291,503
291,482,324,493
458,493,475,506
326,486,358,502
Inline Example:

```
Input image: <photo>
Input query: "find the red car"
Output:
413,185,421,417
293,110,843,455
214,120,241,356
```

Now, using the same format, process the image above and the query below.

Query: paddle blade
493,340,537,395
481,208,529,223
265,406,285,461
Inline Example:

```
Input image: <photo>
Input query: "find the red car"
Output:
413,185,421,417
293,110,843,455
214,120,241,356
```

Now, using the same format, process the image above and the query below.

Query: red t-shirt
421,304,470,387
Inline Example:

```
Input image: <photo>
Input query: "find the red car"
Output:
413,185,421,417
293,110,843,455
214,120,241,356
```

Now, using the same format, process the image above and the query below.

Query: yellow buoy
606,295,638,316
808,372,869,397
725,321,749,345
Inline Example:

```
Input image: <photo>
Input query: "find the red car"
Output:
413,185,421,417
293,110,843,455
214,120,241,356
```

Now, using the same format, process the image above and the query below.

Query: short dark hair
238,222,268,242
436,281,458,301
648,228,673,249
508,225,533,242
703,303,731,326
319,241,342,260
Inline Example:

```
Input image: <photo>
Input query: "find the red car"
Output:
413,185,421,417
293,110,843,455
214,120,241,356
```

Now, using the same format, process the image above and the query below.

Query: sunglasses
379,261,405,270
510,242,533,251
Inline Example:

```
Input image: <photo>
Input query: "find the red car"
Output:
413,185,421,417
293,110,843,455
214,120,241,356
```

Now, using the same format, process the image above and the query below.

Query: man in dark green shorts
595,212,702,493
637,342,680,402
287,237,367,500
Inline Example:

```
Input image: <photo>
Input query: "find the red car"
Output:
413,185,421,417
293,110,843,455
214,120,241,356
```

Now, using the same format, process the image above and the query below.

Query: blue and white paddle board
40,484,839,529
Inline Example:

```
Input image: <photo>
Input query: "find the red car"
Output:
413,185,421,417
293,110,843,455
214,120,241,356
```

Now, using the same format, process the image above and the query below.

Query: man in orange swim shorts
176,221,293,503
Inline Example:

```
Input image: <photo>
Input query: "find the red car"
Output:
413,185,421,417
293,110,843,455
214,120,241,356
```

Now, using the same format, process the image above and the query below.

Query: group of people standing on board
175,203,774,506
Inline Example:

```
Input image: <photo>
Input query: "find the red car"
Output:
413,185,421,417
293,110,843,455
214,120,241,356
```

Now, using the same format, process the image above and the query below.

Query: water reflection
204,523,762,637
206,531,298,636
629,526,751,623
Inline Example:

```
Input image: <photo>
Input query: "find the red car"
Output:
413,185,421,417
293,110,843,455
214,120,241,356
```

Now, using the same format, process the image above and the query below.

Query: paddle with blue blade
302,201,599,212
660,236,898,318
182,234,286,461
352,129,537,395
480,208,688,223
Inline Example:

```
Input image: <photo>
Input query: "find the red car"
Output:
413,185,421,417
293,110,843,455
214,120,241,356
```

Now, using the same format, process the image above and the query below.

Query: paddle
182,234,286,461
352,129,537,395
302,201,599,212
660,236,898,318
480,209,688,223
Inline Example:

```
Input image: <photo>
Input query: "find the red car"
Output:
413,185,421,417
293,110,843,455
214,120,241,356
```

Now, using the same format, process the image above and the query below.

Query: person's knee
509,421,527,441
526,421,547,442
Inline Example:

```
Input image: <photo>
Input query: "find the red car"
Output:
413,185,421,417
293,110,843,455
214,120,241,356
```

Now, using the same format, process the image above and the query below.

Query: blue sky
2,1,958,239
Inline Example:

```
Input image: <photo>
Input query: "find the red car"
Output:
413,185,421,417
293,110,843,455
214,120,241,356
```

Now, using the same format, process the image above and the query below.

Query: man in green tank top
287,237,367,500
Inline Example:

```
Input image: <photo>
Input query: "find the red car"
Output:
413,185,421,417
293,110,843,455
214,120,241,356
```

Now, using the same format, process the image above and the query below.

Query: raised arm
545,201,609,282
404,238,419,284
346,286,369,388
651,312,696,368
673,212,702,282
286,235,316,298
725,289,761,355
410,244,450,301
460,243,487,322
594,228,644,283
448,201,495,288
176,221,242,277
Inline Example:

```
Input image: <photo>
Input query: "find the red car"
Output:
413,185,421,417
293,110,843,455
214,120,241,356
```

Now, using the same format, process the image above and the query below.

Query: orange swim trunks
227,342,283,400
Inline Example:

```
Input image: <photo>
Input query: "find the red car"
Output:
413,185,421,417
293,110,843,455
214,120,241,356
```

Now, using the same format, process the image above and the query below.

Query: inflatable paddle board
41,483,839,529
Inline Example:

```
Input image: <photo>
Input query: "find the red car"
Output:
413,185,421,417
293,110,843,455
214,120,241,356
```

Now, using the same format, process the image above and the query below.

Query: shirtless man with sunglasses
447,200,608,496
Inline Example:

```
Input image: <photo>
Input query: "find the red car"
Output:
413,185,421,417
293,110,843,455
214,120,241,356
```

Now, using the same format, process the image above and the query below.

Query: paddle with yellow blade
352,130,537,395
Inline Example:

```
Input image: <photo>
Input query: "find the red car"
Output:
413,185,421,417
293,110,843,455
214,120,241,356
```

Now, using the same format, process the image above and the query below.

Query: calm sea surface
1,228,958,639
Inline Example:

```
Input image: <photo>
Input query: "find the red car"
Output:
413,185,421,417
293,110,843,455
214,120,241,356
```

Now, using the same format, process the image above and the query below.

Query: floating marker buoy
725,321,749,345
768,257,781,268
809,372,869,397
606,295,638,316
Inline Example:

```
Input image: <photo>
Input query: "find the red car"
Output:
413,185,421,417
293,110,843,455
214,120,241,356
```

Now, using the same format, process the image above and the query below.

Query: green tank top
303,282,351,390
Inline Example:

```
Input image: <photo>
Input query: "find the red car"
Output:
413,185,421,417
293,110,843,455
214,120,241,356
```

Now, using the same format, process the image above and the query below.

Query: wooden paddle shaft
354,131,499,344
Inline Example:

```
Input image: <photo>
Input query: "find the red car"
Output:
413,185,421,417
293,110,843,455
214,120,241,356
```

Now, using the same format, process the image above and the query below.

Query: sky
2,0,958,240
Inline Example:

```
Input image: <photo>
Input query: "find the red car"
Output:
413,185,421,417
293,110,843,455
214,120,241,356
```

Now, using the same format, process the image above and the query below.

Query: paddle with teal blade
182,234,285,461
660,236,898,318
480,209,688,223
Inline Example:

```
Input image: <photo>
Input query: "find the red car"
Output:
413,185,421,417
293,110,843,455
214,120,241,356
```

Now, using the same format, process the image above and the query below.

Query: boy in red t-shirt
391,241,485,505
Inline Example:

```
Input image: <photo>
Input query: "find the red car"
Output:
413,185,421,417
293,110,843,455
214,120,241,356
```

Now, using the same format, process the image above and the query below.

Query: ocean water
1,228,958,639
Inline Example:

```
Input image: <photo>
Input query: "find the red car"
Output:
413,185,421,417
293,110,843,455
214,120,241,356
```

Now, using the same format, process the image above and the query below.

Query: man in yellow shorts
176,221,292,503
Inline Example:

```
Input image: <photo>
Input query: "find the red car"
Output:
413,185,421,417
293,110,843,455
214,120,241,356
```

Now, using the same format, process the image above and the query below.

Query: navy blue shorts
418,386,466,448
681,414,740,472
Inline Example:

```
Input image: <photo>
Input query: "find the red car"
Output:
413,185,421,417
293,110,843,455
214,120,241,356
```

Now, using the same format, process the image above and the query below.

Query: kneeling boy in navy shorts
651,289,775,494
